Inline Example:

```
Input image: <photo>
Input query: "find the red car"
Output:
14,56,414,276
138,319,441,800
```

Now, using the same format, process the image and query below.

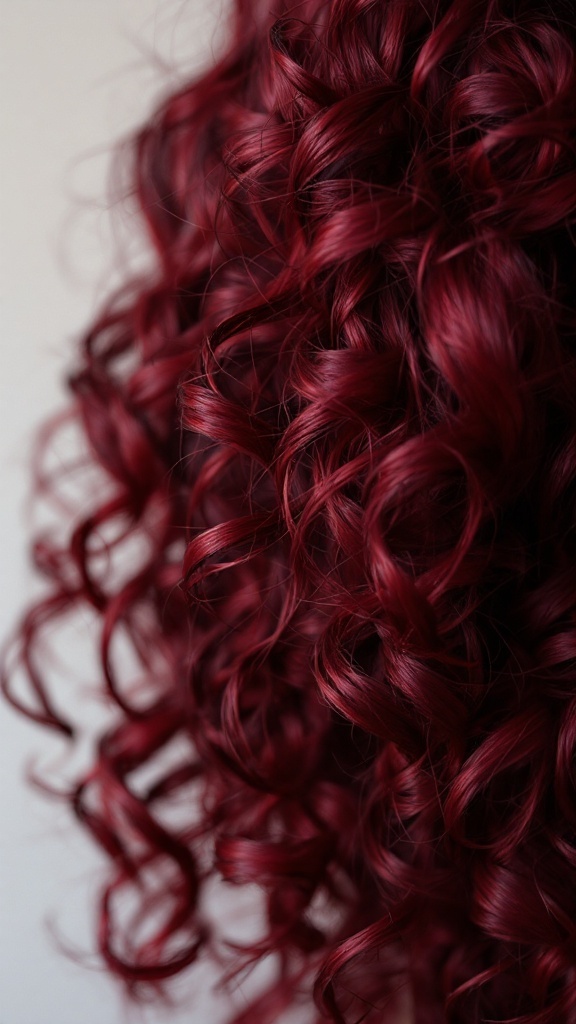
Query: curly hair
5,0,576,1021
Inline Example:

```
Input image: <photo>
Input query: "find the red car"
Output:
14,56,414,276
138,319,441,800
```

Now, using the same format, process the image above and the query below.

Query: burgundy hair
5,0,576,1020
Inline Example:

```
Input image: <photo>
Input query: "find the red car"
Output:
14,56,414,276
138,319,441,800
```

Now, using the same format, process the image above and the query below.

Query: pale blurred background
0,3,273,1022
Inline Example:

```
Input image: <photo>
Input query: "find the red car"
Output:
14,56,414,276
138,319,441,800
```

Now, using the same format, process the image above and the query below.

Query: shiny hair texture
5,0,576,1021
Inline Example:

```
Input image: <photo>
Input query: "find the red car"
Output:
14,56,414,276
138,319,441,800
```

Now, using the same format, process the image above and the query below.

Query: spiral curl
4,0,576,1021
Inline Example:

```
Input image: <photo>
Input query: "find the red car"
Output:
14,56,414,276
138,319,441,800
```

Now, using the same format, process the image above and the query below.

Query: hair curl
5,0,576,1021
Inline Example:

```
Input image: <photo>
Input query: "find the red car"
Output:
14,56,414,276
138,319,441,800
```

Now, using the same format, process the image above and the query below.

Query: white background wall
0,3,273,1022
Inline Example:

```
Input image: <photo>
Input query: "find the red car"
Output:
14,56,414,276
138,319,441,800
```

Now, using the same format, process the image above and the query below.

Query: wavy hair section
4,0,576,1021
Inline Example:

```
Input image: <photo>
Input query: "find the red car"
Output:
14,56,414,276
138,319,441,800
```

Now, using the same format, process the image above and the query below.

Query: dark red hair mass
5,0,576,1021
